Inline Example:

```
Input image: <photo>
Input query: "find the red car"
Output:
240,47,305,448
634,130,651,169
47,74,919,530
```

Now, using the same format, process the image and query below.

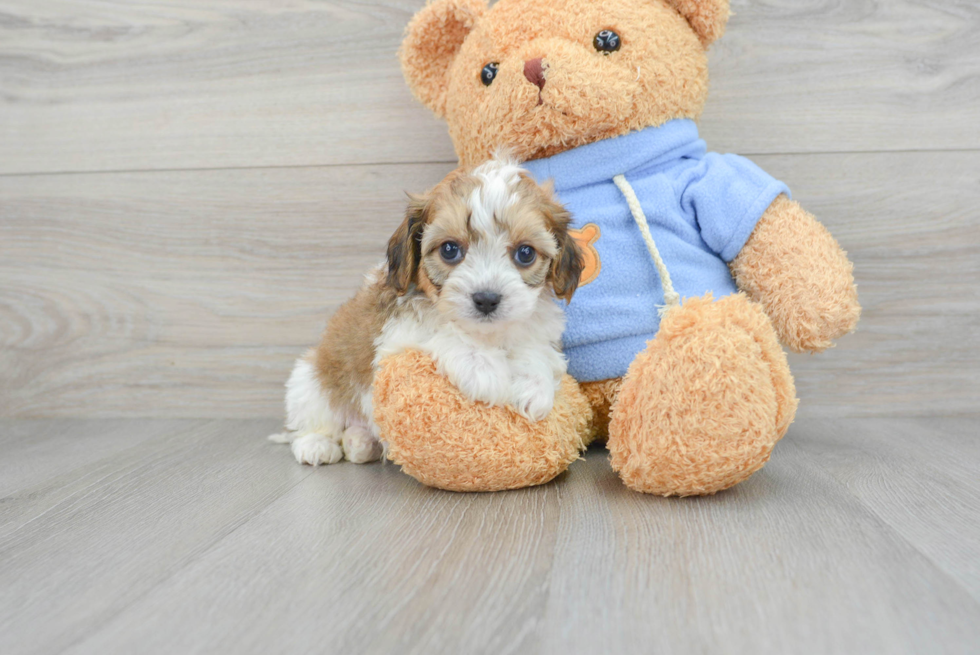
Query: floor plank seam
788,438,980,608
58,463,317,655
2,146,979,178
0,420,214,505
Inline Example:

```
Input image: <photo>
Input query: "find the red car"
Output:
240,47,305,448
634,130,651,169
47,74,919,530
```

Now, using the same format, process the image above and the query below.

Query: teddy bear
373,0,860,495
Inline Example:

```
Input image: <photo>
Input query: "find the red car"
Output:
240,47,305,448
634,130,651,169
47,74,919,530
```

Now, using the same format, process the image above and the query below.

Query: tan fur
731,195,861,353
404,167,582,303
579,377,622,443
392,0,860,496
608,293,798,496
666,0,730,46
400,0,487,118
401,0,711,166
314,276,397,417
319,161,583,424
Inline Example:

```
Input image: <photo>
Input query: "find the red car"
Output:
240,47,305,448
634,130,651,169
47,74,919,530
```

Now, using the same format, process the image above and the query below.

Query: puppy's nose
472,291,502,316
524,58,546,90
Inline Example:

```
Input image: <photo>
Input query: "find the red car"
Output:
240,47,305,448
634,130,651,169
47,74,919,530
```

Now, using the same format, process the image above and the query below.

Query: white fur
268,354,380,466
269,156,569,466
291,432,344,466
469,154,524,233
388,156,567,420
372,282,566,421
283,355,342,435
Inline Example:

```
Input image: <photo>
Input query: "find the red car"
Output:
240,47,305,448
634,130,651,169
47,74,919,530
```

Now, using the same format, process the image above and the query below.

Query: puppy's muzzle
472,291,502,316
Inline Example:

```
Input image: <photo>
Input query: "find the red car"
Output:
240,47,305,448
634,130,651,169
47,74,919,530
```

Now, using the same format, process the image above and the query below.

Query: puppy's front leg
436,340,512,408
508,346,564,422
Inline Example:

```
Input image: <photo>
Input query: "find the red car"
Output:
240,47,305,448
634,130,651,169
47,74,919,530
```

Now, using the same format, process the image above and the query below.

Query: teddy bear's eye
594,30,622,54
481,62,499,86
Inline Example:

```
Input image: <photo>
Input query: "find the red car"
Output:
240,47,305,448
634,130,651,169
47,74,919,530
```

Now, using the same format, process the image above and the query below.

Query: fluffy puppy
269,156,584,466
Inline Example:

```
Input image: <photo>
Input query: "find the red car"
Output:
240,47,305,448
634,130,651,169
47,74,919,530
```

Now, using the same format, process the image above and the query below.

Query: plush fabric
668,0,730,46
608,293,798,496
400,0,486,118
579,378,622,443
374,350,592,492
523,119,789,382
401,0,711,167
731,195,861,353
390,0,860,496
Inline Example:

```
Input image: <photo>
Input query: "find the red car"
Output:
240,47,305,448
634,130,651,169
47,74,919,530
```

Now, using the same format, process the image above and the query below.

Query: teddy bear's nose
523,58,546,90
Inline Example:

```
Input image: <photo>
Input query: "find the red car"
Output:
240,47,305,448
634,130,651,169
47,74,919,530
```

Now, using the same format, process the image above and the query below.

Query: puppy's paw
291,433,343,466
447,352,512,407
342,426,384,464
511,375,557,422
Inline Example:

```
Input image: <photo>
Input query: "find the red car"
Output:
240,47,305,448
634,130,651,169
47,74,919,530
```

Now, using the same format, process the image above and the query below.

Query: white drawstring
612,174,681,317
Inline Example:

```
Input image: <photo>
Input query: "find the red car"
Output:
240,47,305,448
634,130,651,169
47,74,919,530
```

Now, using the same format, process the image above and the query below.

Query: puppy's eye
440,241,464,264
481,62,499,86
594,30,621,54
514,245,537,267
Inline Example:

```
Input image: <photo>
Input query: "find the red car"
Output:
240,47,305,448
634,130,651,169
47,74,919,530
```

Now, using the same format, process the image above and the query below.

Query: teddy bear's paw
608,293,798,496
510,374,557,422
732,195,861,354
291,432,344,466
373,350,592,492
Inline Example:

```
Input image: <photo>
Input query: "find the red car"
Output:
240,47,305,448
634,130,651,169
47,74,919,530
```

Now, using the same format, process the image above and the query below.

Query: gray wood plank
0,0,977,175
0,162,453,417
2,151,978,418
0,418,311,655
791,417,980,601
40,418,980,655
0,418,204,497
538,433,980,655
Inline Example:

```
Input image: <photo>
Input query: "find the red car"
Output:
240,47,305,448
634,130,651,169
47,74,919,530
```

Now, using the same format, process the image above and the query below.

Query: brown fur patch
528,179,584,302
317,161,582,420
569,223,601,287
412,166,583,304
386,195,428,295
314,277,399,416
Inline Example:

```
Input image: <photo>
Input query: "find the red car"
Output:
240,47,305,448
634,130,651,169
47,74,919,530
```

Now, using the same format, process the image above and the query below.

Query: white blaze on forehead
467,155,526,237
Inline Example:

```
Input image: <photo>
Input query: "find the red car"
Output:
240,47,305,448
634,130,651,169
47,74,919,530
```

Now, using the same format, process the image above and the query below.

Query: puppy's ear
540,186,584,303
664,0,730,47
386,193,428,295
399,0,487,117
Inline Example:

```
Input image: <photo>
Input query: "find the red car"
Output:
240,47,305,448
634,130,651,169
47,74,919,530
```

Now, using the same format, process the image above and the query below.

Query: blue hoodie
522,119,789,382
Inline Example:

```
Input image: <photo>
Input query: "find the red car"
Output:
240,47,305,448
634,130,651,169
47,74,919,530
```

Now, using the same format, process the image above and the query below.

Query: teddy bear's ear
399,0,487,118
665,0,731,47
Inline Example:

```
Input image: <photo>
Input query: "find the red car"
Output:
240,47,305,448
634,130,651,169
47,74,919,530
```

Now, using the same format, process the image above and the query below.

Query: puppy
269,156,584,466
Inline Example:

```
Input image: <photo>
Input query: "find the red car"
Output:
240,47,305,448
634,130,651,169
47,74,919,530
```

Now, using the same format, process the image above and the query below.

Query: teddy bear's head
401,0,729,167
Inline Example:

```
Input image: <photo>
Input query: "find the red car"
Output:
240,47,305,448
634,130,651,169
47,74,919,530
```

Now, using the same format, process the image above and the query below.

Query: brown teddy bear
374,0,860,495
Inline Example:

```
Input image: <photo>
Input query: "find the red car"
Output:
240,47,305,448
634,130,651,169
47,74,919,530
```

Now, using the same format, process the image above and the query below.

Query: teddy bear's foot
579,378,622,444
373,350,592,492
608,293,798,496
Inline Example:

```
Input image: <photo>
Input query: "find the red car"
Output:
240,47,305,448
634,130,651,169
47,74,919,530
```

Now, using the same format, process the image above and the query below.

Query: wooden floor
0,418,978,655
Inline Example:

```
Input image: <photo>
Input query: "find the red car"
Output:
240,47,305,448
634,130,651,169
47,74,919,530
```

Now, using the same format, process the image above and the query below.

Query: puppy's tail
267,432,293,444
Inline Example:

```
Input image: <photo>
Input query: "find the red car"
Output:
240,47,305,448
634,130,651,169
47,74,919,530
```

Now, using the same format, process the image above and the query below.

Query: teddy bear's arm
730,195,860,354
